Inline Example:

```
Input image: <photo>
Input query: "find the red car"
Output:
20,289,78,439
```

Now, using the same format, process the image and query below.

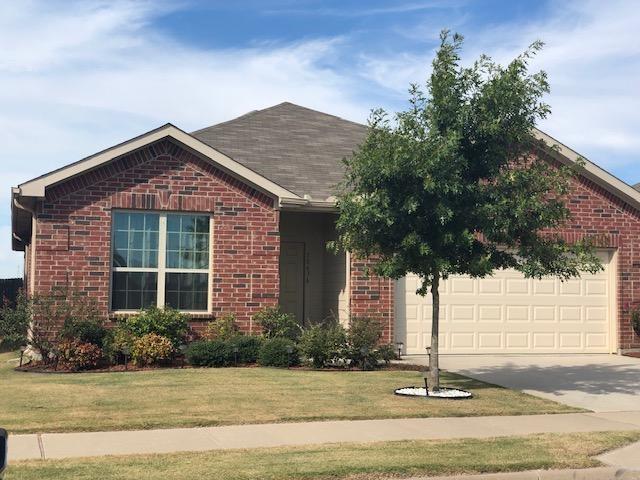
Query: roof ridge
191,101,367,134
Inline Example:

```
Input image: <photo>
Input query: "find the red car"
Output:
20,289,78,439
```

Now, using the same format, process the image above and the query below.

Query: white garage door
395,250,616,354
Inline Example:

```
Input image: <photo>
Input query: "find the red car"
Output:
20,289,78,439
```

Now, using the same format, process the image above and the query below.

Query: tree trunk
428,272,440,391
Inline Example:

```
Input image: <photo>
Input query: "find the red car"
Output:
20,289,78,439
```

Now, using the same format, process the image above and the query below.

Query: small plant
28,289,102,363
58,340,103,371
102,325,136,363
346,317,384,370
131,333,174,366
258,338,299,368
205,313,240,340
254,306,301,341
0,290,30,350
226,335,263,364
376,343,397,365
60,318,108,347
124,306,188,347
299,322,347,369
631,307,640,338
185,340,228,367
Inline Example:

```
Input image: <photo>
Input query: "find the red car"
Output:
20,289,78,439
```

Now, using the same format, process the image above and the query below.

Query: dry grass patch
0,351,580,434
7,432,640,480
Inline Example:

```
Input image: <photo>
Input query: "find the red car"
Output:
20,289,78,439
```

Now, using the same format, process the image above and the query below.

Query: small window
111,211,211,312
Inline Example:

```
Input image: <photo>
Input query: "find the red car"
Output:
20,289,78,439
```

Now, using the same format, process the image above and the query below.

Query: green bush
258,338,299,368
58,340,103,371
632,308,640,337
299,322,347,368
123,307,188,347
102,325,136,362
377,343,398,365
226,335,263,364
205,313,240,340
131,333,174,366
346,317,384,370
254,306,301,341
60,318,108,347
0,291,30,349
185,340,228,367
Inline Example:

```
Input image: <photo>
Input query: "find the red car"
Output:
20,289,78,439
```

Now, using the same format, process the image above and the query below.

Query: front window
111,211,210,312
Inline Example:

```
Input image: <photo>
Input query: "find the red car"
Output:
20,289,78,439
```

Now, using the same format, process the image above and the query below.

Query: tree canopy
333,31,602,389
334,31,602,295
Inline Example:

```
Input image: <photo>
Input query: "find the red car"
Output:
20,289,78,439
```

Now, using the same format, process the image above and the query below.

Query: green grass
0,351,580,434
7,432,639,480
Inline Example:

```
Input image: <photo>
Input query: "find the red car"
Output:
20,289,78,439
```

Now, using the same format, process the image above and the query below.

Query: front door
279,241,305,323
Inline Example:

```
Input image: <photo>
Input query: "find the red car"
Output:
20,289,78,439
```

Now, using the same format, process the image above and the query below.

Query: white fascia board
17,124,300,201
533,128,640,211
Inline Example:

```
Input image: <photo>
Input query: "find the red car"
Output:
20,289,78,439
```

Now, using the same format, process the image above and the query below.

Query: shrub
205,313,240,340
0,290,30,350
377,343,397,365
60,318,108,347
258,338,299,368
227,335,263,364
102,325,136,363
123,307,188,347
131,333,174,366
254,306,301,341
58,340,102,371
346,317,383,370
29,289,101,363
632,308,640,337
299,322,347,369
185,340,228,367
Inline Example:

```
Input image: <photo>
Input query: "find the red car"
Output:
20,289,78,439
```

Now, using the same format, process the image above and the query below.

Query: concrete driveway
409,354,640,412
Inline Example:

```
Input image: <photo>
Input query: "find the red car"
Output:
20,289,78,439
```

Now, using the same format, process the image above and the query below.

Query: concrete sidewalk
8,411,640,461
413,468,640,479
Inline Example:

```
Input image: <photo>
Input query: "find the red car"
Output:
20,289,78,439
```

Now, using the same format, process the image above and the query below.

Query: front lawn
0,351,580,434
7,432,639,480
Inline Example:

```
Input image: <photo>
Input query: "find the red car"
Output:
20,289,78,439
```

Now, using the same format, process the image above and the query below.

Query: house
11,102,640,354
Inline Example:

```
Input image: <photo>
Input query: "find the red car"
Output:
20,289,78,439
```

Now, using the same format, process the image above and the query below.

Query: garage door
395,250,615,354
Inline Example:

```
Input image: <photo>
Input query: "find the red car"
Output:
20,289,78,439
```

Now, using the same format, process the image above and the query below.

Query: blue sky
0,0,638,277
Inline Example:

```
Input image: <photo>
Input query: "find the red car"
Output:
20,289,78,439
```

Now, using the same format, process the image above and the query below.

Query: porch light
121,345,130,370
359,346,369,371
285,345,294,369
232,346,240,367
396,341,404,359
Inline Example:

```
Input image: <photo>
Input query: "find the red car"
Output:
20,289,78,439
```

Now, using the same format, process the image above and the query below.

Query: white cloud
360,0,640,178
0,1,376,277
1,0,638,277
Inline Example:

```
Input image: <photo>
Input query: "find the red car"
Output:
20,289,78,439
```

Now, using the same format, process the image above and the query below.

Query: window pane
164,273,208,311
111,272,157,310
165,214,210,270
112,212,159,268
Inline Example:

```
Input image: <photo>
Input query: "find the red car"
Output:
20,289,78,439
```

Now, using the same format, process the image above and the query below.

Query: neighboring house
10,102,640,354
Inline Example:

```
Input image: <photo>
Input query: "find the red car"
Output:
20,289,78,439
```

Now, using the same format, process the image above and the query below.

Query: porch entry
279,241,305,323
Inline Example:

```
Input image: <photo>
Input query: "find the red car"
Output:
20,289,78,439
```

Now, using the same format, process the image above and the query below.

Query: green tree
333,31,602,390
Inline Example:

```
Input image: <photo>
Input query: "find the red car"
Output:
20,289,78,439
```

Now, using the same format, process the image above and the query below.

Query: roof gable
192,102,367,200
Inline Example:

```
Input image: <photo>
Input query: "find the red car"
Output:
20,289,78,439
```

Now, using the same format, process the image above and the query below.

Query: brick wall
349,152,640,351
553,163,640,350
349,256,394,344
33,139,280,335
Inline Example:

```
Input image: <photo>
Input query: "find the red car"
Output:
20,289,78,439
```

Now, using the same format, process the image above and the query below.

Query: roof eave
16,124,301,201
533,128,640,212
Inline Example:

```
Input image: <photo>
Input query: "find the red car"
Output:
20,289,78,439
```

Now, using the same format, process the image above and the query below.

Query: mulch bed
15,361,423,374
622,351,640,358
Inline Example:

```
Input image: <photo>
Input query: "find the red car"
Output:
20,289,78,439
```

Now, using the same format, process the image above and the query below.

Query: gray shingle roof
634,183,640,192
191,102,367,200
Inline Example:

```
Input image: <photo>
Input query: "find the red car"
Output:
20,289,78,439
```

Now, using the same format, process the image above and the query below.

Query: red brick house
11,103,640,353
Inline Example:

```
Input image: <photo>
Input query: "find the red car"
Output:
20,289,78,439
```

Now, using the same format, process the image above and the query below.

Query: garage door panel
396,250,613,354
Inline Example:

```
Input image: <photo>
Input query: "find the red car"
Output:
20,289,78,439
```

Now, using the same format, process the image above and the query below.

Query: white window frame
110,210,213,314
